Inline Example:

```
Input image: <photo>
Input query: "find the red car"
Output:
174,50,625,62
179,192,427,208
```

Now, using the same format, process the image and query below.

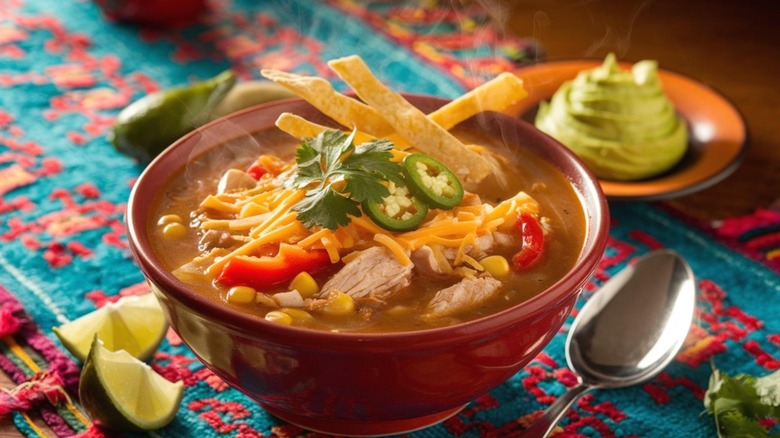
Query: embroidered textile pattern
1,1,778,437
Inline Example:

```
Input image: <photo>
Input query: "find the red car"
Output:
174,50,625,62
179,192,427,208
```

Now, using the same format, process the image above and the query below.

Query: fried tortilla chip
261,69,394,137
276,113,381,146
429,72,527,130
275,112,330,139
327,55,491,184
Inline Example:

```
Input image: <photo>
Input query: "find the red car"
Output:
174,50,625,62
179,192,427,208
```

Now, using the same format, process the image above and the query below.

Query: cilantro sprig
288,129,403,230
705,362,780,437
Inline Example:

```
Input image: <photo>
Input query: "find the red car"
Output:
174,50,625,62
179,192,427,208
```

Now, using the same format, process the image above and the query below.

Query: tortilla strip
261,69,394,137
275,113,381,145
275,112,331,139
428,72,528,130
327,55,491,183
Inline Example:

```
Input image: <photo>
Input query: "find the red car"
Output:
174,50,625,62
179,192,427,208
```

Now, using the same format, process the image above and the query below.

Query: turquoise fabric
1,1,778,437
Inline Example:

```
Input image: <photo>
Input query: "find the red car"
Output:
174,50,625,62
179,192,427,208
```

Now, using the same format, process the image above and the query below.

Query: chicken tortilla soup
146,56,587,333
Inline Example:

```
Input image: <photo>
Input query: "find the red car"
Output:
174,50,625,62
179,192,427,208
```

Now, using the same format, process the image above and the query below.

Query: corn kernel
157,214,182,226
227,286,256,304
289,272,319,298
162,222,187,239
480,255,510,278
281,308,314,323
265,311,293,325
321,291,355,316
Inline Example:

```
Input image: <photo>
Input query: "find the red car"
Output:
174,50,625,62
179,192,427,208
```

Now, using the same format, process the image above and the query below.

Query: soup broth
148,127,586,333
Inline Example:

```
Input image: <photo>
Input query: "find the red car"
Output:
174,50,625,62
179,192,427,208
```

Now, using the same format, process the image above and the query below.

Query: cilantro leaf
322,130,351,174
705,364,780,438
718,410,772,438
288,130,403,230
339,139,403,203
342,172,390,204
349,139,405,186
294,188,361,230
757,370,780,409
289,136,324,188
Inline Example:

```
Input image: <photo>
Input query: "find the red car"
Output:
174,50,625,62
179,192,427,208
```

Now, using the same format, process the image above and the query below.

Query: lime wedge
53,293,167,362
79,337,184,431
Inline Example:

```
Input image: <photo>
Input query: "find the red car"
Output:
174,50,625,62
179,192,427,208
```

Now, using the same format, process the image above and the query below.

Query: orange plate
510,60,748,201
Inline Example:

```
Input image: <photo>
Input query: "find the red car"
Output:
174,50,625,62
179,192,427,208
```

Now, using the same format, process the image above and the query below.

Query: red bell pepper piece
511,213,545,270
246,163,268,180
246,155,286,180
217,244,331,290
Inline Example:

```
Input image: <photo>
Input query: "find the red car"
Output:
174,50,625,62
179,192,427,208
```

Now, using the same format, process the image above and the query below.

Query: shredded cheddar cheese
201,214,270,231
321,233,342,263
374,233,412,266
201,195,242,213
461,254,484,272
198,154,540,278
297,228,333,248
430,245,454,274
454,233,477,267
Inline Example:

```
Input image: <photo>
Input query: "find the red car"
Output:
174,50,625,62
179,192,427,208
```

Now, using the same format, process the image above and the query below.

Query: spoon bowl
522,250,696,437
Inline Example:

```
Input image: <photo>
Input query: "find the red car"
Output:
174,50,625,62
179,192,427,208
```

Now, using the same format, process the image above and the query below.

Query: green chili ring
362,183,429,232
402,153,464,210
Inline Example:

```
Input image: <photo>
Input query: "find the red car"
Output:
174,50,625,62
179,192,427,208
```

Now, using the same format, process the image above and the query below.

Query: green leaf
348,139,405,185
322,131,351,174
353,138,394,155
290,138,324,188
342,172,391,204
294,188,361,230
705,365,780,438
718,410,771,438
287,130,401,230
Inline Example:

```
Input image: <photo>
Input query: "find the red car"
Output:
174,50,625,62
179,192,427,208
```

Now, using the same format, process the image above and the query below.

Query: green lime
79,337,184,431
53,293,167,362
109,70,237,162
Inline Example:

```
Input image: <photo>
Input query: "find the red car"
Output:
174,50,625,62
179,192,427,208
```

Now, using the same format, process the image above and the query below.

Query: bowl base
263,403,467,437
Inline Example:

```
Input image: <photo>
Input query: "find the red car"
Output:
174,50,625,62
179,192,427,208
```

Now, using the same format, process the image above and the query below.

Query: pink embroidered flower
0,304,22,338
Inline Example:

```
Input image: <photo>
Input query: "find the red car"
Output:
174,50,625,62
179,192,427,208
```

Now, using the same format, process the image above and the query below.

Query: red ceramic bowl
126,95,609,436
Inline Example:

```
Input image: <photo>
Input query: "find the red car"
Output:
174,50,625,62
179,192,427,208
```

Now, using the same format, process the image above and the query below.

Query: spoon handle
520,382,591,438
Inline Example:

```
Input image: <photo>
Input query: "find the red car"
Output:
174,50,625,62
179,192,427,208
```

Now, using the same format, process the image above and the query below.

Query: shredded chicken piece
411,245,455,279
217,169,257,194
424,277,502,319
318,246,412,300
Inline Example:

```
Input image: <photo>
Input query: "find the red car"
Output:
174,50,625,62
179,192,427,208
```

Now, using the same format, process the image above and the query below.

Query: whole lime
109,70,236,163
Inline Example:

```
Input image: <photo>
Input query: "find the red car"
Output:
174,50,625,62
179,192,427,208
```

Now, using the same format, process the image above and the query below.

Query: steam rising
181,0,537,191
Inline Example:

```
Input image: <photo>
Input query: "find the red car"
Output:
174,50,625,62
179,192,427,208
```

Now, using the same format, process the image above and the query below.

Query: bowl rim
126,94,609,349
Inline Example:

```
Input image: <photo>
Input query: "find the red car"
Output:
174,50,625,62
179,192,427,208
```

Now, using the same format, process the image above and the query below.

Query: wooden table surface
3,1,778,436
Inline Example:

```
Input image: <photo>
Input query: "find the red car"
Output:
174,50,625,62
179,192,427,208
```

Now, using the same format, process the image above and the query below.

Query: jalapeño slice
402,153,464,210
362,181,428,232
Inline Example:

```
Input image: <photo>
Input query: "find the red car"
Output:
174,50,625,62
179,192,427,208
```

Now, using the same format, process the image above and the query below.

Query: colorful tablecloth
1,1,779,437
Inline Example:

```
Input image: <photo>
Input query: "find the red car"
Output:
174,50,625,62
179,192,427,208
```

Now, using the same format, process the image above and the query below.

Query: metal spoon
521,249,696,437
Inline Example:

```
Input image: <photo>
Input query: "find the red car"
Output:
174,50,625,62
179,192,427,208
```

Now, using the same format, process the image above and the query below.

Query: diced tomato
246,163,267,180
246,155,287,180
511,213,544,270
217,244,331,290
